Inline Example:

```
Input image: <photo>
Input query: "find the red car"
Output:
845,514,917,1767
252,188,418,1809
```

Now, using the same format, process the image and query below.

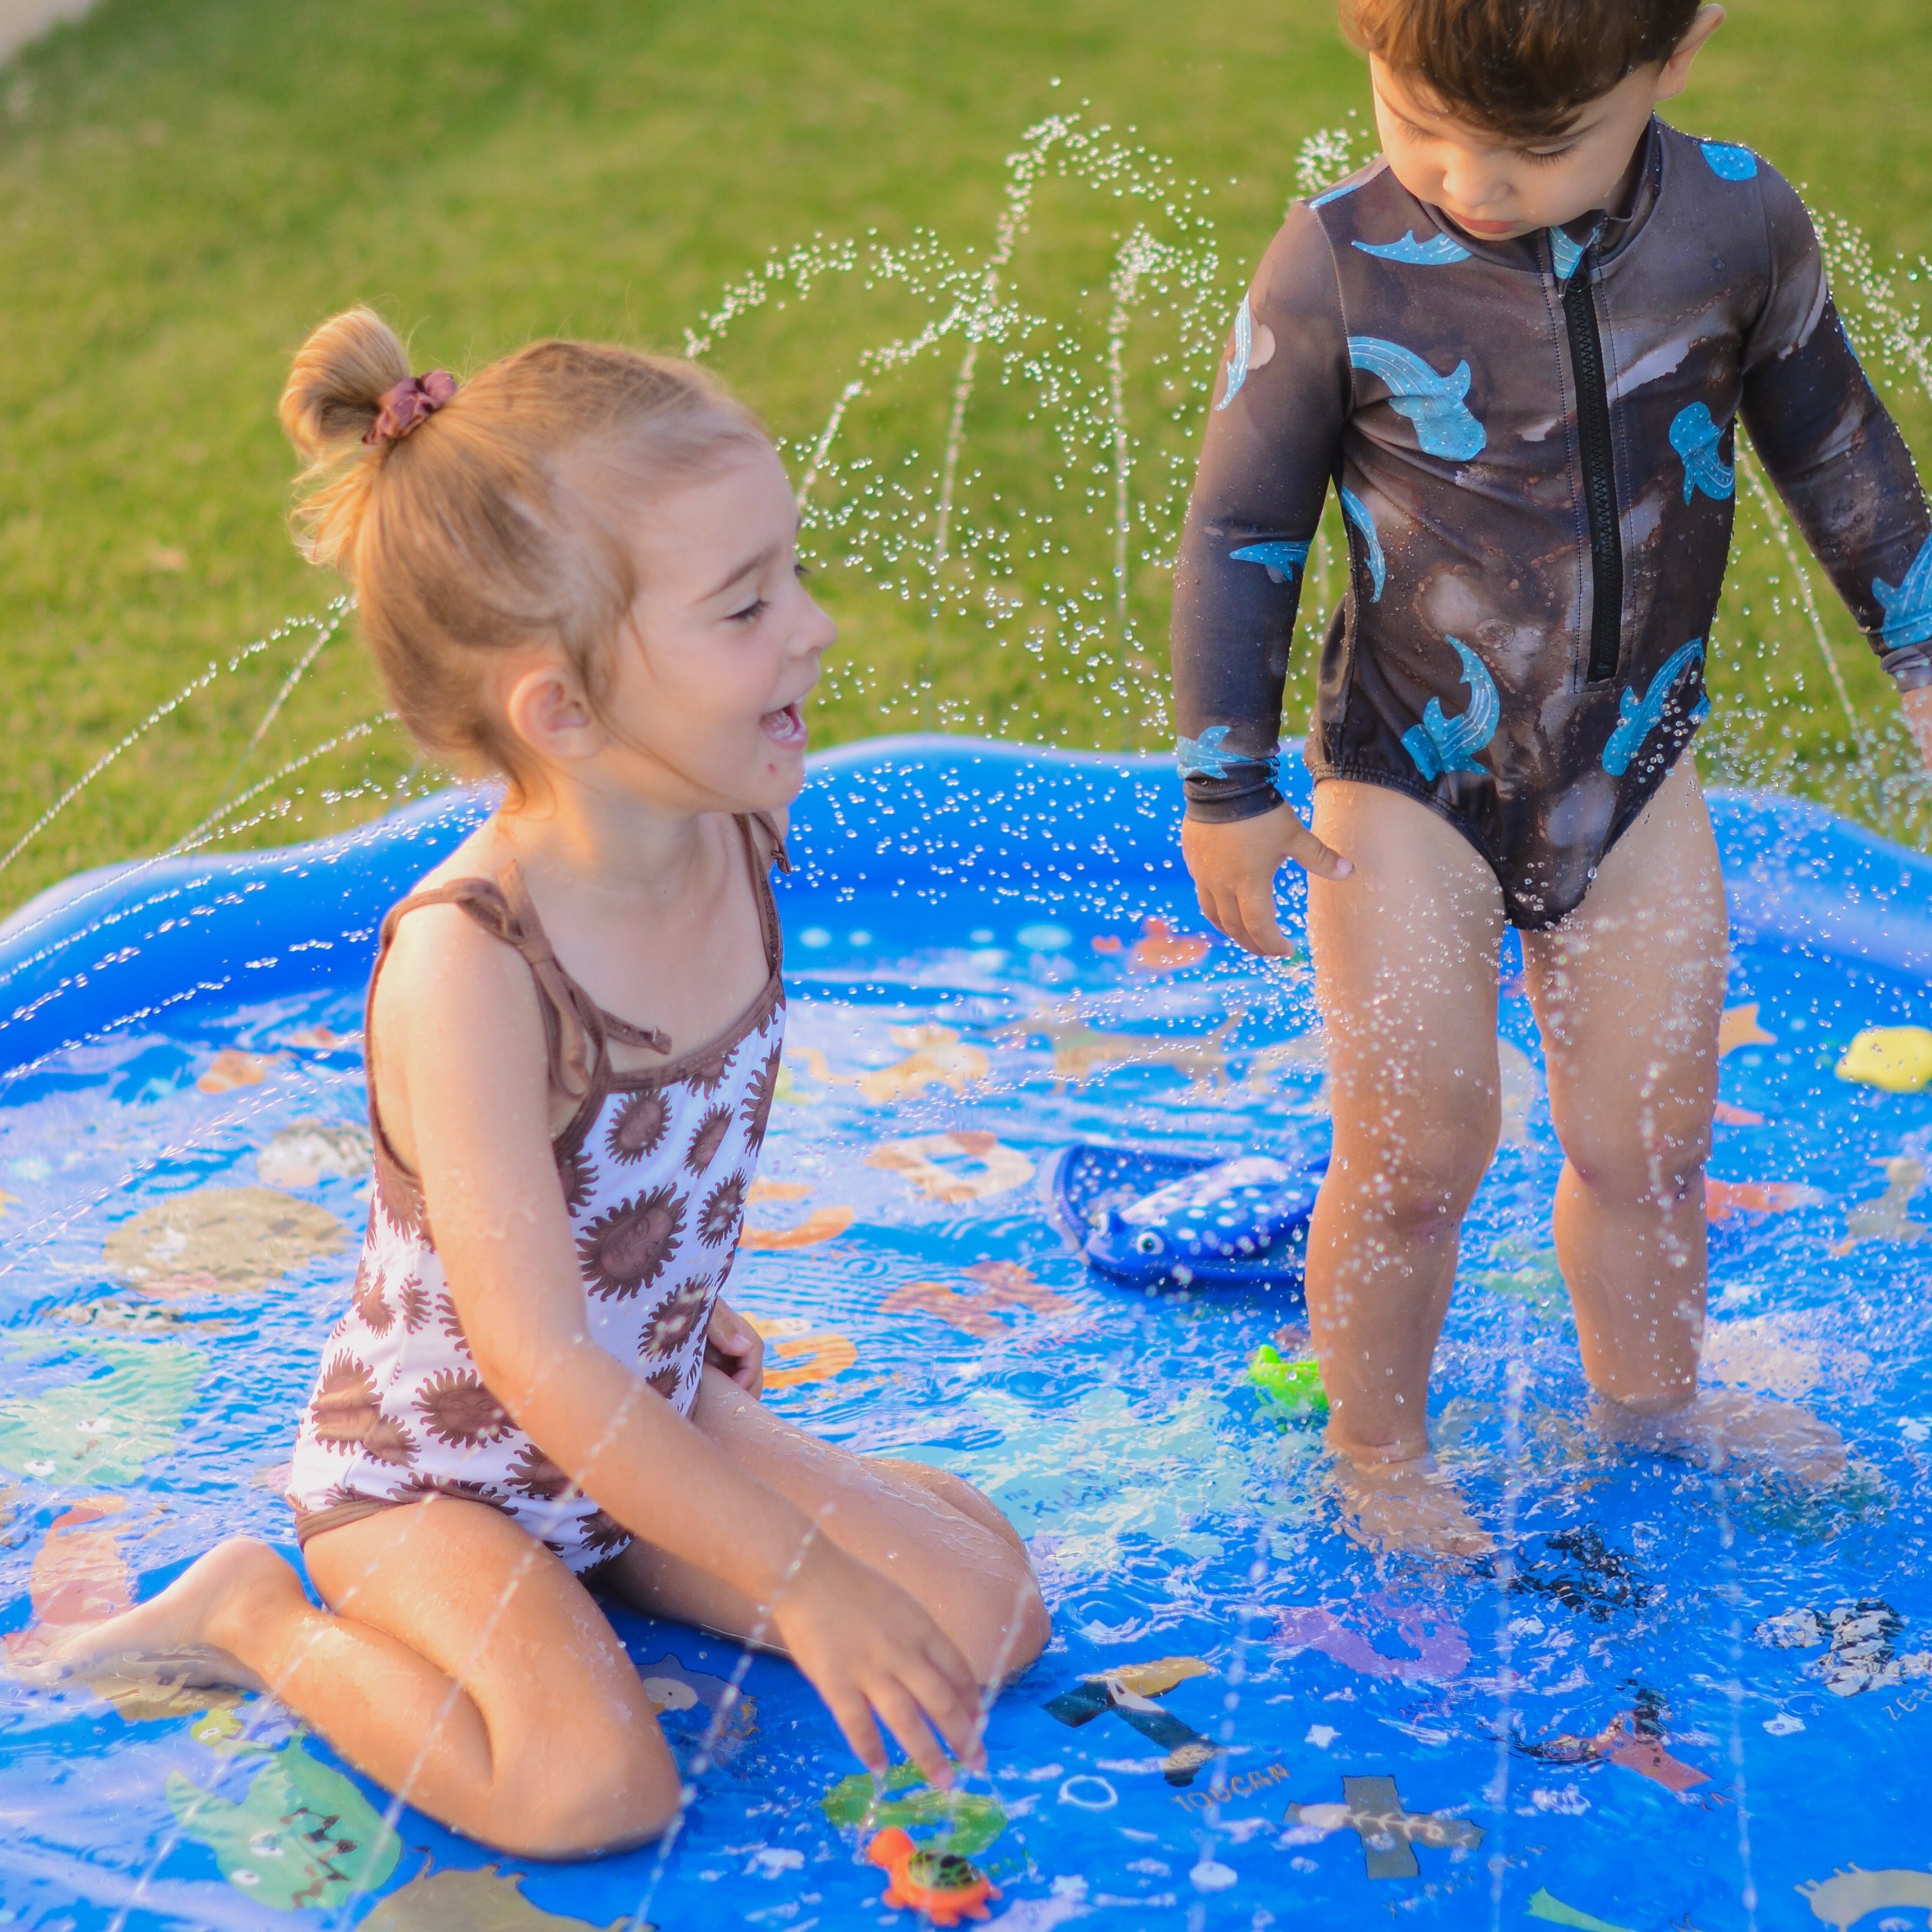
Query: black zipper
1562,262,1624,684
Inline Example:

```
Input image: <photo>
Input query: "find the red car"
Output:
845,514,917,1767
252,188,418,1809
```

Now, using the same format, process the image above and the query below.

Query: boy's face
1368,7,1723,241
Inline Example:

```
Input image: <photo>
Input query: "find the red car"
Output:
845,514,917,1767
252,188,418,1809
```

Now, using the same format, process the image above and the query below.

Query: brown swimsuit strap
369,810,789,1104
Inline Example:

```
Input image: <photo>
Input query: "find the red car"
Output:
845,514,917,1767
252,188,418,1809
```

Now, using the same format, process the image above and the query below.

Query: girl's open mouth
761,700,807,748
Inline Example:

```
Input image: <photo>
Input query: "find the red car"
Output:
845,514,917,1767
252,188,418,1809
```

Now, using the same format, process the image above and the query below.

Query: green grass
3,0,1931,913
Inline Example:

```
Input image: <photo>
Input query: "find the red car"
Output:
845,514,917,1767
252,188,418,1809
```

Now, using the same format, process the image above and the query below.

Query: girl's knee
948,1551,1050,1684
494,1735,681,1857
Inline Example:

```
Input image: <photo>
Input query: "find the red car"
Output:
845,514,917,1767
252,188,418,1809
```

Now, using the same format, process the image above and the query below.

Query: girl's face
1368,7,1722,242
572,445,836,817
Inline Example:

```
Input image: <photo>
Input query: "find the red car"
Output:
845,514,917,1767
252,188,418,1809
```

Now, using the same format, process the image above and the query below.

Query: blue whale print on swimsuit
1700,141,1759,182
1402,637,1500,781
1550,228,1585,283
1348,337,1487,462
1601,639,1709,776
1230,540,1310,584
1339,486,1386,601
1875,532,1932,648
1670,403,1737,504
1176,725,1276,784
1217,296,1254,412
1353,231,1471,266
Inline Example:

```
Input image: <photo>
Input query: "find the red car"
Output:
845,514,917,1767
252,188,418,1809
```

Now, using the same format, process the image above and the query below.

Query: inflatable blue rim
0,735,1929,1086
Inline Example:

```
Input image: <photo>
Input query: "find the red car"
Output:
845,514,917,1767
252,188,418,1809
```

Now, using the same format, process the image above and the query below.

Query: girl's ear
503,658,605,767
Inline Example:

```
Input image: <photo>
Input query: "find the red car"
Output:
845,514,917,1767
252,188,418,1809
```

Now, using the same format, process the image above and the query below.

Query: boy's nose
1438,153,1512,215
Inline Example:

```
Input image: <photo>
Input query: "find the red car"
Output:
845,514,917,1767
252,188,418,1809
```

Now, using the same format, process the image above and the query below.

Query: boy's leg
603,1370,1049,1688
34,1503,678,1857
1519,756,1726,1411
1305,779,1505,1549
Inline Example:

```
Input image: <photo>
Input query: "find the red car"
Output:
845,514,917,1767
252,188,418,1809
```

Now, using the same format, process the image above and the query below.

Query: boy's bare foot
1334,1456,1495,1560
9,1537,292,1690
1593,1389,1847,1485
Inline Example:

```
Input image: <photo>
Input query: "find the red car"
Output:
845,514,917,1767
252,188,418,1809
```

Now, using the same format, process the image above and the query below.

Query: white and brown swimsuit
285,816,787,1573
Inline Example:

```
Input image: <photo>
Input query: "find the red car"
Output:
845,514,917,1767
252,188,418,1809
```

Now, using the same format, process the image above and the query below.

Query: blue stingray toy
1044,1144,1327,1290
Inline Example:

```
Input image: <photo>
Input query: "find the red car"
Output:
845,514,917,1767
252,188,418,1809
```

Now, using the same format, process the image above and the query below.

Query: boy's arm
1170,205,1354,949
1739,167,1932,751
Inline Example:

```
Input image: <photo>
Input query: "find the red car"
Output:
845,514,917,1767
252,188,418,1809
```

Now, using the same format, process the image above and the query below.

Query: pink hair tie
365,370,458,446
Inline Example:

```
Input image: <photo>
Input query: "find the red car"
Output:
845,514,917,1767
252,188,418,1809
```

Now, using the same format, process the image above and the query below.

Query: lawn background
3,0,1931,913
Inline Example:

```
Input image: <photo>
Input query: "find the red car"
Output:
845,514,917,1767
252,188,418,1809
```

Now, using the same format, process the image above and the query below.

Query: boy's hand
1902,685,1932,773
772,1537,987,1789
1181,803,1352,957
705,1297,764,1396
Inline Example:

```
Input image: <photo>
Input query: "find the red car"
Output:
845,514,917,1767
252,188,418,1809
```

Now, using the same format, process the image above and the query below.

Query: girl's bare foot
1334,1456,1495,1560
11,1537,293,1690
1593,1389,1848,1485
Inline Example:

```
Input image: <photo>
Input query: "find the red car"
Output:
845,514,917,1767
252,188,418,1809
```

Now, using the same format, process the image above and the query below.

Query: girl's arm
380,906,983,1788
1739,162,1932,751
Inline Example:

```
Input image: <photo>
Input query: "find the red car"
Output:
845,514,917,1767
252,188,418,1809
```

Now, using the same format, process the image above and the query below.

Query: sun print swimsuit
284,816,787,1573
1170,117,1932,927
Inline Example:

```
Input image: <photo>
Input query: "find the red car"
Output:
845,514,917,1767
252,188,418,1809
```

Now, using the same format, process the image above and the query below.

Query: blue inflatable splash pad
1,737,1930,1931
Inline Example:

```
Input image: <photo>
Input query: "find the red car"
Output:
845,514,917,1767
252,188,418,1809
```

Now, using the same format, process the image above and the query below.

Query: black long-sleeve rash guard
1170,117,1932,928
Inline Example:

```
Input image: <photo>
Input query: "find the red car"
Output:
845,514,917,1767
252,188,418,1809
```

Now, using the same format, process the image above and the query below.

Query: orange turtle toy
866,1826,1002,1924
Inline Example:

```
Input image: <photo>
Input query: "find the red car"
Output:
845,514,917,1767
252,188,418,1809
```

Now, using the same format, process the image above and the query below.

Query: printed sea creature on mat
1720,1003,1776,1057
999,1004,1237,1092
823,1760,1008,1857
1403,637,1500,781
1339,484,1387,600
168,1737,400,1911
1352,230,1470,266
0,1337,207,1484
1230,539,1310,584
360,1866,635,1930
5,1498,138,1675
1527,1888,1634,1931
1518,1686,1708,1793
742,1312,858,1388
868,1828,1001,1925
196,1048,278,1094
737,1179,855,1251
1043,1656,1218,1784
1700,140,1758,181
1704,1177,1823,1223
1836,1024,1932,1093
1601,639,1708,777
281,1025,355,1053
635,1651,759,1762
104,1186,345,1296
1511,1527,1648,1621
1830,1155,1930,1254
883,1261,1073,1341
1873,530,1932,649
1757,1598,1932,1696
1669,402,1736,503
1276,1595,1470,1683
1347,337,1487,461
1284,1774,1484,1879
257,1122,374,1189
1797,1865,1932,1931
1090,917,1212,973
869,1131,1034,1203
787,1026,990,1106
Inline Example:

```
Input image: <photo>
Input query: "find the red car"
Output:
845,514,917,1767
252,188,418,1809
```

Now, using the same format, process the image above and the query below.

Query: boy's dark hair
1344,0,1705,139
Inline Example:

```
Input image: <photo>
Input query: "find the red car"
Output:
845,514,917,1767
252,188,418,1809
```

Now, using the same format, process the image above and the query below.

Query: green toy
1248,1343,1327,1422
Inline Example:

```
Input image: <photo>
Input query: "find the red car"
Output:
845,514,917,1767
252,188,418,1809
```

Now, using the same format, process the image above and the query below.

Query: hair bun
280,306,413,466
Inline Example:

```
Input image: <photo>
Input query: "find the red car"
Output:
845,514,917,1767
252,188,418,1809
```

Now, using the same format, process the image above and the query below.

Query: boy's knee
1558,1115,1709,1206
493,1733,680,1857
1338,1115,1495,1235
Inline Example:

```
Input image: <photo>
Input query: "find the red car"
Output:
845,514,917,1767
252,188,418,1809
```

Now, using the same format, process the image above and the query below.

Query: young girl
1173,0,1932,1553
50,310,1048,1853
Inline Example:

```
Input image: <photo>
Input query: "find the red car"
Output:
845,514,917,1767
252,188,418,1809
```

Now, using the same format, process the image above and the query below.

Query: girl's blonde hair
280,307,767,792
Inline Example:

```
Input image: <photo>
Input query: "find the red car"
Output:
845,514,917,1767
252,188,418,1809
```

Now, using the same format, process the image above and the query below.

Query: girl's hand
773,1538,986,1790
1181,803,1352,957
705,1297,764,1396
